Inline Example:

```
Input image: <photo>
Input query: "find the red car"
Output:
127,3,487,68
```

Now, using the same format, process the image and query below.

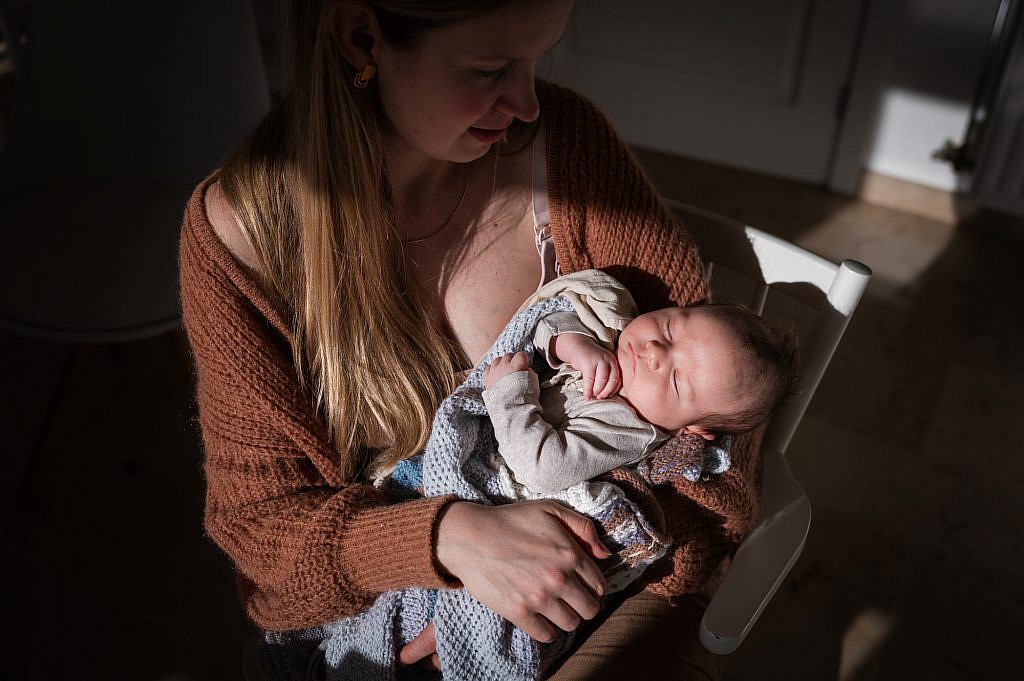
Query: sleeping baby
481,268,798,494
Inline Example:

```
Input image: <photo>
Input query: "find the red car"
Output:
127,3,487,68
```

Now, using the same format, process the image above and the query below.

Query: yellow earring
354,64,377,88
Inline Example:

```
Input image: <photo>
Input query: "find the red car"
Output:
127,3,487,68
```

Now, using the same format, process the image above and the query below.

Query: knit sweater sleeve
540,81,760,597
179,178,459,631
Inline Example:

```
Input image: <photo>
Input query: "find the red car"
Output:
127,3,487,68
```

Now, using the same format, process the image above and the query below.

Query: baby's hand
484,352,532,388
552,334,621,400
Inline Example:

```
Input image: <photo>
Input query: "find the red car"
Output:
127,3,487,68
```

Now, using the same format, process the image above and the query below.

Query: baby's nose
643,340,665,369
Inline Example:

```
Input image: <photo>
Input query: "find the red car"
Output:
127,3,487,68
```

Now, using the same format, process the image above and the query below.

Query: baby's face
617,306,748,438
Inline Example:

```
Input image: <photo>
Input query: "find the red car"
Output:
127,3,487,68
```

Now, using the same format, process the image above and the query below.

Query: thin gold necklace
401,163,472,244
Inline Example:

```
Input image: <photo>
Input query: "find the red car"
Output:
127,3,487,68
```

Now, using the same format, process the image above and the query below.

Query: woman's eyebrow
472,35,565,61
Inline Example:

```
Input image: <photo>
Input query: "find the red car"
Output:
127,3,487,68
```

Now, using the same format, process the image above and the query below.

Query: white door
548,0,865,184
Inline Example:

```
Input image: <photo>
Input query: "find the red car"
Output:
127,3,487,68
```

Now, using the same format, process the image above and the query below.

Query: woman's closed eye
474,65,510,80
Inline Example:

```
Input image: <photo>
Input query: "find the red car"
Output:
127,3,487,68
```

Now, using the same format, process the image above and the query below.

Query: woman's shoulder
180,173,291,337
537,79,608,129
536,79,596,110
537,80,628,174
203,179,262,274
536,82,709,310
182,173,260,275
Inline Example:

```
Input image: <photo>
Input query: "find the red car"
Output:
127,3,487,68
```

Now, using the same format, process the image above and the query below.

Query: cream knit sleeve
482,369,659,495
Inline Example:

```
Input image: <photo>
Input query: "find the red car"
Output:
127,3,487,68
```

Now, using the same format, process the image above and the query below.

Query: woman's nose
494,65,540,123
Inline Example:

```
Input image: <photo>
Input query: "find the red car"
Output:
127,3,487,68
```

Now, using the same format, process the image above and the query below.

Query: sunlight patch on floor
794,202,956,297
839,607,896,681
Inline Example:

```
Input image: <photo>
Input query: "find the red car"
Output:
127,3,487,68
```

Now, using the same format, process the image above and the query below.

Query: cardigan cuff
336,494,463,594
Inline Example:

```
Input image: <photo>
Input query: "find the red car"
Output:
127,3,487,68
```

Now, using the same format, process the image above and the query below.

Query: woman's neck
385,139,468,224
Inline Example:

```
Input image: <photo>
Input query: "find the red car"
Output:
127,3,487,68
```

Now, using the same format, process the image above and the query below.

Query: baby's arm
482,366,652,494
533,311,622,400
550,333,621,400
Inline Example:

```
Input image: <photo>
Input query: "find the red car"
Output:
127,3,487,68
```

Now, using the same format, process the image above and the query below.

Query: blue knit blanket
255,296,731,681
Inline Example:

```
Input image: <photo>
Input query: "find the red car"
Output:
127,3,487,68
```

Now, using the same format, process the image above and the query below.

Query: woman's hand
399,621,440,671
435,500,611,643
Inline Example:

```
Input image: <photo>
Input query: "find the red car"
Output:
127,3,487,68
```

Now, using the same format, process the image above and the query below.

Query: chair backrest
667,201,872,456
667,201,871,654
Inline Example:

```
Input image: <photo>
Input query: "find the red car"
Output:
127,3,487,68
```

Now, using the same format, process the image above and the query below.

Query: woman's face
373,1,575,163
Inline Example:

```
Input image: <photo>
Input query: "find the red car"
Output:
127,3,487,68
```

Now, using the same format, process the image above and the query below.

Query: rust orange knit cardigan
179,81,760,631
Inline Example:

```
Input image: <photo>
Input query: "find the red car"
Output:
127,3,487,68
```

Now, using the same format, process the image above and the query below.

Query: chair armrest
699,448,812,654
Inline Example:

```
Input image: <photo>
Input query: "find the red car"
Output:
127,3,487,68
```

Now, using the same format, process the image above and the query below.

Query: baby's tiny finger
605,364,621,396
593,363,609,398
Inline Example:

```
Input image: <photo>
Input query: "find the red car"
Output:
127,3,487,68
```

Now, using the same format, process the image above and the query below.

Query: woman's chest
407,191,543,367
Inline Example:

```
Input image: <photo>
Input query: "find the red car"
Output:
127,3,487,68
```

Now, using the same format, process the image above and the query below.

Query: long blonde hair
220,1,516,482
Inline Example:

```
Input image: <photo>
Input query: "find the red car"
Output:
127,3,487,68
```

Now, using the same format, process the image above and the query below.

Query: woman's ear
329,1,382,71
681,424,716,441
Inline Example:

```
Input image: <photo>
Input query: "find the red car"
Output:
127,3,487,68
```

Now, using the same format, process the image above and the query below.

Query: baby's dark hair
690,302,800,434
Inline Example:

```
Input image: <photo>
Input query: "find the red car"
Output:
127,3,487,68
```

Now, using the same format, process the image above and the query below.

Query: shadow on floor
3,330,254,680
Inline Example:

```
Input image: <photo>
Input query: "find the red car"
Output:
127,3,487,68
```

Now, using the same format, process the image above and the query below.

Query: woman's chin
449,139,496,164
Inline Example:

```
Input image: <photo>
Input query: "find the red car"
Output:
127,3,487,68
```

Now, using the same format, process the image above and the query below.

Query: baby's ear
680,424,716,441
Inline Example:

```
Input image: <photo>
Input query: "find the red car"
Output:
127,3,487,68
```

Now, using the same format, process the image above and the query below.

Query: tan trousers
244,591,720,680
545,589,720,681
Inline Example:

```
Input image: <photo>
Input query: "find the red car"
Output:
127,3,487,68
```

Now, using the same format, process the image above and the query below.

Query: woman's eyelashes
474,65,510,80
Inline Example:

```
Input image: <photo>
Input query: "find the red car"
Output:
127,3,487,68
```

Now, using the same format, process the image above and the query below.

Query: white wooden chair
666,201,872,655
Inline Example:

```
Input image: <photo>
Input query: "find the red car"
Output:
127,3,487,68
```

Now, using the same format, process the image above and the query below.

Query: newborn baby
482,269,798,494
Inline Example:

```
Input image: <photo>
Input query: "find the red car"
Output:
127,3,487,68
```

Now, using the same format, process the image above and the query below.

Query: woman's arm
182,179,460,630
185,176,615,634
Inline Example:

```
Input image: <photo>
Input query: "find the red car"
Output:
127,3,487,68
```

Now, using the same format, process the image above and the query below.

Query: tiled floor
4,150,1023,680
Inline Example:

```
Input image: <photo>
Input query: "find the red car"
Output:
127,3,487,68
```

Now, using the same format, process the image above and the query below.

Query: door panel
548,0,865,184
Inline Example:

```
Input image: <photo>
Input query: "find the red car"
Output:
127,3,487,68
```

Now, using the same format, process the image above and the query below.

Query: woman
180,1,759,677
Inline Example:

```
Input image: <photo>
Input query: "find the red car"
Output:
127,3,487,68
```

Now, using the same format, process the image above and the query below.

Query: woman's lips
468,126,508,143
